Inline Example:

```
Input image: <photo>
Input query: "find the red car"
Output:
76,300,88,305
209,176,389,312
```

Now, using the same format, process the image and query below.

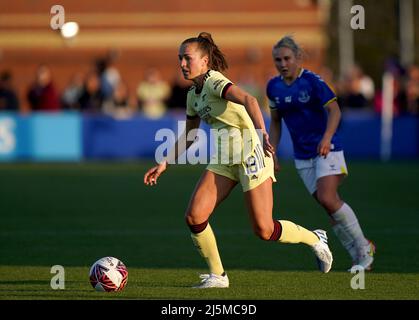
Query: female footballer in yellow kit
144,32,333,288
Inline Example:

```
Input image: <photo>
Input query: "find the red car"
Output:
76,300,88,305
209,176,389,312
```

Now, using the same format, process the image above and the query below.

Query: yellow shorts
206,146,276,192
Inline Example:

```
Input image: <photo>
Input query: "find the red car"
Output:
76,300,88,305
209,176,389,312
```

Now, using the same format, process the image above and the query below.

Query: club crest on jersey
298,90,310,103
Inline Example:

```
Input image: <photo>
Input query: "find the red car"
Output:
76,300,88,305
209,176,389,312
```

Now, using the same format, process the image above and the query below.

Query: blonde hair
273,35,304,59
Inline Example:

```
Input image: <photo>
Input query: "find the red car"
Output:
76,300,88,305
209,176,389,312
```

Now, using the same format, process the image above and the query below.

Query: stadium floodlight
60,22,79,39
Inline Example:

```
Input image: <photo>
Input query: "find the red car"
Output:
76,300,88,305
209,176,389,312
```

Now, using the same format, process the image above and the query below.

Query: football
89,256,128,292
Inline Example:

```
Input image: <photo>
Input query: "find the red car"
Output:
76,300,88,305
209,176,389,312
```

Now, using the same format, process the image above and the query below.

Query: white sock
332,223,357,262
332,203,369,250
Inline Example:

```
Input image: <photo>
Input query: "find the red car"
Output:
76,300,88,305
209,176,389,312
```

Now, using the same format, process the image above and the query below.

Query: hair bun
198,32,214,44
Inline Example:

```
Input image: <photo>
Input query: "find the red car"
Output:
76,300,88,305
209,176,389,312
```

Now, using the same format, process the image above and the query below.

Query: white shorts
295,151,348,195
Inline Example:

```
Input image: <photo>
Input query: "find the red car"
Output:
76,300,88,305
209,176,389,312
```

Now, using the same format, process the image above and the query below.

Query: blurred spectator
406,65,419,115
103,81,134,119
384,56,405,78
373,75,407,116
61,72,84,110
77,71,105,113
166,70,191,114
0,70,19,111
27,65,60,111
338,64,375,111
95,50,121,99
137,68,170,119
373,57,410,116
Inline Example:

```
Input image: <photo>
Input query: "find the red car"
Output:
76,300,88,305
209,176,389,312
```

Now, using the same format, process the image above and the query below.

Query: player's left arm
224,84,274,156
318,100,341,157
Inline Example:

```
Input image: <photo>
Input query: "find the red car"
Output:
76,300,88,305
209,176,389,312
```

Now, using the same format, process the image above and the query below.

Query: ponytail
182,32,228,72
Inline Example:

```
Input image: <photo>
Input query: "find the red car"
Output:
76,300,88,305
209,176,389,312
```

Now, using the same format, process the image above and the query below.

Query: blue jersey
267,69,342,159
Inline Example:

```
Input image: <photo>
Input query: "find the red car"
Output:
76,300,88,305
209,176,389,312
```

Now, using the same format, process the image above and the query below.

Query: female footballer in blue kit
267,36,375,270
144,32,333,288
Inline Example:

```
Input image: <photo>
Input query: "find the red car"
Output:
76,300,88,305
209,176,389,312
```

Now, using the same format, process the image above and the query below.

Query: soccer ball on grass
89,256,128,292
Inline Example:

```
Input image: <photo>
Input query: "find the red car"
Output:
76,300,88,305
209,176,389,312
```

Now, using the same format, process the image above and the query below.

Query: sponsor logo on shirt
198,105,211,122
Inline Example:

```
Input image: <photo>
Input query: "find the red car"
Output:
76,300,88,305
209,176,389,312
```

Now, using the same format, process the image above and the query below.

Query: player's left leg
243,177,333,273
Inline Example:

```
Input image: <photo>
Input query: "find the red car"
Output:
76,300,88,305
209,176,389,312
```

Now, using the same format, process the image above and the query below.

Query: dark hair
181,32,228,72
273,35,304,59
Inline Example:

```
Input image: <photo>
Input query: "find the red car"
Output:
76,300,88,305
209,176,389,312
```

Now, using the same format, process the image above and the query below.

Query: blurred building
0,0,330,112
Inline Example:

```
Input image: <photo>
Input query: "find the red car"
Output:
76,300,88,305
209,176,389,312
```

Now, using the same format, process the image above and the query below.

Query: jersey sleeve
311,74,337,107
205,71,233,99
266,78,279,110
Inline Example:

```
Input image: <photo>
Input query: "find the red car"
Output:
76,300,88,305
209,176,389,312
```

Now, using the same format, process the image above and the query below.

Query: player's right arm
269,108,282,173
144,116,201,186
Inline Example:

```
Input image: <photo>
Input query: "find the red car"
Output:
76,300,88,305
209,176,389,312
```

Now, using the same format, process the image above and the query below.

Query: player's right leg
297,153,374,271
185,169,237,288
317,178,375,270
316,176,374,271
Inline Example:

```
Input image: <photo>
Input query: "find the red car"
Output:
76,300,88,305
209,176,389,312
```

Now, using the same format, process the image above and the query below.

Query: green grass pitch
0,161,418,300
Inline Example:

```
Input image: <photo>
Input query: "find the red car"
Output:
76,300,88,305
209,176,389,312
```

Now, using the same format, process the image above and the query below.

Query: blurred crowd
0,55,192,120
1,56,418,118
332,59,419,117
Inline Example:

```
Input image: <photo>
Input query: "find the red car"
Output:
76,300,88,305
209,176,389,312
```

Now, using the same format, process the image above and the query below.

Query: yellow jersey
186,70,262,165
